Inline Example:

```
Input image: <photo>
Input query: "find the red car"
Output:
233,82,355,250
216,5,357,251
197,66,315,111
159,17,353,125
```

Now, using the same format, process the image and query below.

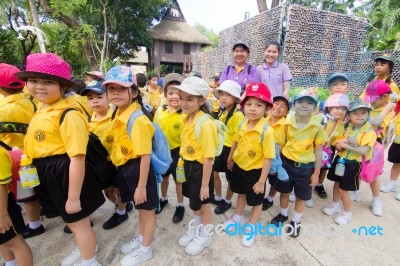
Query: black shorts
388,142,400,164
117,158,158,210
182,160,214,211
327,156,360,191
274,156,314,201
0,194,26,245
230,164,265,206
107,160,118,188
163,147,180,180
33,154,105,223
268,173,277,187
213,146,232,181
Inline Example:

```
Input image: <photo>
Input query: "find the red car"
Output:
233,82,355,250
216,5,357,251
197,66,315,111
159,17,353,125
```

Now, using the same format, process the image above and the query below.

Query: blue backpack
126,110,173,183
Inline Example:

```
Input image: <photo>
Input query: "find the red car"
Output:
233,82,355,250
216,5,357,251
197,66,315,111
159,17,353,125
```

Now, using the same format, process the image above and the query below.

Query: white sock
116,209,126,215
372,196,380,203
280,208,288,217
80,257,96,266
389,180,397,185
332,201,340,207
138,244,151,253
232,213,242,222
292,211,303,223
138,234,144,243
214,195,222,201
194,215,201,226
176,203,184,207
223,198,231,204
317,183,323,187
266,195,274,202
161,197,168,201
4,260,17,266
199,225,210,237
28,220,42,229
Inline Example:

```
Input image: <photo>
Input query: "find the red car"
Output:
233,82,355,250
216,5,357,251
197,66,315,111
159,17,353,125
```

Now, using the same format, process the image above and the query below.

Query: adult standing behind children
257,41,293,99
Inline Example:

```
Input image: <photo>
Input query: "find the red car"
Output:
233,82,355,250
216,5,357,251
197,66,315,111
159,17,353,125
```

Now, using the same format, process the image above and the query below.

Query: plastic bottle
176,158,186,183
334,158,346,177
19,154,40,188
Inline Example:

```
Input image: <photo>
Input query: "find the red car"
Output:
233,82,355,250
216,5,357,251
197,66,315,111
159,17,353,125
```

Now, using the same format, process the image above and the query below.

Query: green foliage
0,28,24,64
289,87,355,102
193,23,219,51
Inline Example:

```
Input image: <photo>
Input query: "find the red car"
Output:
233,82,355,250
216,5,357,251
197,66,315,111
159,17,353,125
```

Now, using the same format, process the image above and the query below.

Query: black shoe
126,201,134,212
315,185,328,199
22,224,45,239
64,220,94,234
287,220,301,238
155,199,168,214
172,206,185,223
214,201,232,214
270,213,288,226
103,212,128,230
262,199,273,211
211,197,223,205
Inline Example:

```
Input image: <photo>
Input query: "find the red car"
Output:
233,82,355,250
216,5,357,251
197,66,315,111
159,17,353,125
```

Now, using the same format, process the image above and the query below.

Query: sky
177,0,262,33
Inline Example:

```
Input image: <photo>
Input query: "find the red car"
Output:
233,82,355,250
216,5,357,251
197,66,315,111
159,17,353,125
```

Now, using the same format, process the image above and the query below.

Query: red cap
364,80,392,103
241,82,273,107
0,63,25,89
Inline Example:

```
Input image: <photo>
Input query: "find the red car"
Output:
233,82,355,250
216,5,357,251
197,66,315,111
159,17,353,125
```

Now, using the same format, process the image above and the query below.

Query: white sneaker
371,200,383,217
334,212,352,225
323,202,342,216
289,191,296,202
396,193,400,201
72,259,102,266
178,226,196,247
120,237,141,254
349,190,361,202
185,234,211,255
305,199,314,208
380,182,397,193
120,248,153,266
222,215,243,233
241,226,255,247
61,245,99,266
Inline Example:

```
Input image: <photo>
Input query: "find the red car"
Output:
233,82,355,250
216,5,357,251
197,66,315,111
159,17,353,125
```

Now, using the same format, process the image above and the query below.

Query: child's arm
134,154,150,205
336,142,370,155
200,158,213,201
227,141,238,171
371,102,396,127
283,81,290,99
253,158,272,194
0,185,11,234
66,155,85,214
310,144,322,186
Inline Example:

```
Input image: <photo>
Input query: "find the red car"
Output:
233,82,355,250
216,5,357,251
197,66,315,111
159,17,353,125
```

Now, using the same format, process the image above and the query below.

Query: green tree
193,23,219,51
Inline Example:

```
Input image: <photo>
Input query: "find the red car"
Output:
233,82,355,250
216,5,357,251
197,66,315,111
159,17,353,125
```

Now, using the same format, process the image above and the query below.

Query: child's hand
310,173,318,187
227,159,234,171
200,185,209,201
253,181,265,194
134,188,147,205
386,102,397,111
0,212,11,234
65,198,82,214
336,140,347,151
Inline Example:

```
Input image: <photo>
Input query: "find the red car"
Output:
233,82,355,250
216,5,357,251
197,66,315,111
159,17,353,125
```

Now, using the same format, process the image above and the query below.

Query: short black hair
136,73,147,87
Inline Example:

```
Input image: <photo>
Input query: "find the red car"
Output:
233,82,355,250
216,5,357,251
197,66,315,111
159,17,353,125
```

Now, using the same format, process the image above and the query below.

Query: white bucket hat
214,80,241,103
173,76,210,97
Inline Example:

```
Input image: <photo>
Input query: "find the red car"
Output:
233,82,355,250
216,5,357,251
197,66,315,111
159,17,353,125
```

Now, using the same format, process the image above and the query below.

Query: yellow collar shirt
219,109,245,147
89,108,114,155
370,105,394,138
266,116,286,136
0,148,12,185
154,107,185,150
392,114,400,143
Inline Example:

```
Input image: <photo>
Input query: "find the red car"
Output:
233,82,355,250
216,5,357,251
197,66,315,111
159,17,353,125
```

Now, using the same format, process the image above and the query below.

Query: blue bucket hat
80,80,106,96
327,73,349,85
103,65,136,87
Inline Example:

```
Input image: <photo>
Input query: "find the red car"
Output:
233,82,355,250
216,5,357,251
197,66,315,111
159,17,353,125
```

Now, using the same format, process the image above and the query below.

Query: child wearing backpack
104,66,157,266
223,82,275,247
153,73,186,223
17,53,105,266
271,89,328,237
172,76,217,256
212,80,244,215
262,96,290,211
324,100,377,224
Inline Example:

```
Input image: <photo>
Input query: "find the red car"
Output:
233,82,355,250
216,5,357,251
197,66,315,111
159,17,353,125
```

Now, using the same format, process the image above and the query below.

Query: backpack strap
260,122,269,143
29,99,37,113
226,65,231,76
0,122,29,134
60,108,77,125
126,110,144,140
247,64,252,75
0,141,12,151
194,113,211,140
111,107,118,120
218,106,237,126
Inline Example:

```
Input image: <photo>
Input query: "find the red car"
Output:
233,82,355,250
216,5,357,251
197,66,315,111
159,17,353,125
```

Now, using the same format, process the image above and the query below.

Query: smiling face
179,90,204,117
264,44,280,65
243,97,269,121
26,78,64,106
106,83,138,112
328,106,347,120
349,108,369,126
165,86,181,109
232,46,249,65
270,99,289,119
86,91,109,115
293,97,316,117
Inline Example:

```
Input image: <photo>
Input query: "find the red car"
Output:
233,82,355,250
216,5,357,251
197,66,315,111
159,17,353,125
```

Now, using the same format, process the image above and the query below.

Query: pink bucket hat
15,53,75,87
363,80,392,103
324,93,350,109
0,63,25,89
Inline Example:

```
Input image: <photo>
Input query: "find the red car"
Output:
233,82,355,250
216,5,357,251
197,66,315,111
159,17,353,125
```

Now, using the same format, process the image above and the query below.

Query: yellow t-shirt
24,97,89,158
110,102,154,166
276,115,329,163
89,108,114,156
154,106,185,150
67,94,93,117
315,114,346,145
266,116,285,136
0,93,35,149
370,105,394,138
0,148,12,185
219,108,244,147
148,87,163,110
336,122,376,162
207,92,220,113
180,111,217,164
233,118,275,171
392,113,400,143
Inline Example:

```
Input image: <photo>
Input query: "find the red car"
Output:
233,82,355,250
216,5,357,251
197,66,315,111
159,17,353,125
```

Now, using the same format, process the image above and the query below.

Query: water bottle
19,154,40,188
176,158,186,183
334,158,346,177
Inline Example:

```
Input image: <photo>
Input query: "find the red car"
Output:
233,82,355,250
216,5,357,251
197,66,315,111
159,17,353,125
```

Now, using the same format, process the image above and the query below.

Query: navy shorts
117,158,158,210
274,156,314,201
213,146,232,181
163,147,180,180
183,160,214,211
0,194,26,245
388,142,400,164
230,164,265,206
327,156,361,191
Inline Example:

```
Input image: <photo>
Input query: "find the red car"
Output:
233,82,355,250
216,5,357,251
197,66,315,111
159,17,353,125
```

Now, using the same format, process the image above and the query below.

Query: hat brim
349,106,372,112
294,95,318,105
232,43,250,53
15,71,76,87
374,56,394,63
103,79,134,88
80,88,106,96
173,84,205,97
241,94,273,108
328,75,349,84
214,89,241,103
273,96,290,109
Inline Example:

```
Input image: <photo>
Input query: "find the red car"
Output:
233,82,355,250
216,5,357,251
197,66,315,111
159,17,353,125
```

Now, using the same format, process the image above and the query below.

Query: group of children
0,51,399,265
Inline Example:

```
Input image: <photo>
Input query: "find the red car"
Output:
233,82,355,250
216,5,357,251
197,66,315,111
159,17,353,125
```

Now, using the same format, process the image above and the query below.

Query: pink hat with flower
363,80,392,103
15,53,75,87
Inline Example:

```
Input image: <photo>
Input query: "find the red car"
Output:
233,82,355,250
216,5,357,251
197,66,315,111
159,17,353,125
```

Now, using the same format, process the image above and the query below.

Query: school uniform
24,97,105,223
213,108,244,181
388,114,400,163
154,105,184,179
265,116,285,186
0,148,25,244
148,88,162,111
370,105,394,142
111,101,158,210
180,111,217,211
327,122,376,191
274,115,329,200
230,118,275,206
